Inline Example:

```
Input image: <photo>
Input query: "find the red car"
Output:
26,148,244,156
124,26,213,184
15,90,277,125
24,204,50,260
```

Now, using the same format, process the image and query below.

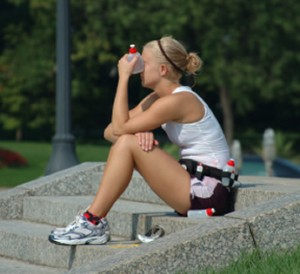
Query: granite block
0,163,105,219
0,220,124,270
23,196,93,226
0,220,71,269
0,187,31,219
0,257,64,274
68,217,254,274
2,165,300,273
226,193,300,251
121,172,166,205
23,196,173,238
21,162,105,196
233,175,300,211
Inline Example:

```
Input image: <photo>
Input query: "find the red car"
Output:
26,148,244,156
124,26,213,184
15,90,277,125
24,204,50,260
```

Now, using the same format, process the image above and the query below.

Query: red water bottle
222,158,236,187
187,208,215,218
127,44,144,74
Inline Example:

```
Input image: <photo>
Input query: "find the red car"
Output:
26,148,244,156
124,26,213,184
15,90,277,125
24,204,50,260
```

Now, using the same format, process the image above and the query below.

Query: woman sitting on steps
49,36,231,245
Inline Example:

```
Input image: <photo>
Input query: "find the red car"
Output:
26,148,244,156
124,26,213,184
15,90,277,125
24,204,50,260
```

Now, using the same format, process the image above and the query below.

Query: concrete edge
0,162,105,219
68,217,254,274
68,192,300,273
227,192,300,251
0,162,148,219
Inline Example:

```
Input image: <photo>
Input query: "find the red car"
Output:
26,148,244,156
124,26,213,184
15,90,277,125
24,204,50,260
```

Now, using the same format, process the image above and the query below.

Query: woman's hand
118,54,138,78
135,132,159,152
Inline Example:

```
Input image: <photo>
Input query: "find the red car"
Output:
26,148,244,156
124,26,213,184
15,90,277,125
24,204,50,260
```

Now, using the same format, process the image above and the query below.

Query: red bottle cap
227,159,235,167
129,44,137,53
206,208,215,216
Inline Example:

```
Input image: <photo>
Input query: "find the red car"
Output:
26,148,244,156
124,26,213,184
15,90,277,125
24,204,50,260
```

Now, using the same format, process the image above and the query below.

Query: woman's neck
154,81,181,97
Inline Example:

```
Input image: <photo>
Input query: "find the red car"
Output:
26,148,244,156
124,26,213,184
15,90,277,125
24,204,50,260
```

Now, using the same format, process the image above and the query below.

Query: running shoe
48,214,110,245
50,213,83,236
50,207,90,236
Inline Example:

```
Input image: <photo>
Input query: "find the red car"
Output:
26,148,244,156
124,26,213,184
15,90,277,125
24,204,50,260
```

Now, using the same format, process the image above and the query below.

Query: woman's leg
88,134,191,216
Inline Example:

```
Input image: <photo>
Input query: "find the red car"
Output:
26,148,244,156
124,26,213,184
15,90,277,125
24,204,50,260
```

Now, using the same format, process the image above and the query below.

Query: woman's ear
159,64,169,76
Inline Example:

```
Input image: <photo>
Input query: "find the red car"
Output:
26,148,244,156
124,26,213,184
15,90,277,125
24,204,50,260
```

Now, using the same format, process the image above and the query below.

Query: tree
183,0,300,145
1,0,299,144
0,0,56,140
68,0,194,137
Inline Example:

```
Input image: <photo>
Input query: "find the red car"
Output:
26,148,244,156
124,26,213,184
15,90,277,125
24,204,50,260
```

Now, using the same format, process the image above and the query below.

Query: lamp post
45,0,79,175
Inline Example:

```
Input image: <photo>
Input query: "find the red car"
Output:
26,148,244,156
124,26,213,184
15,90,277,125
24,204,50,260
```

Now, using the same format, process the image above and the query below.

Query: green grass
198,246,300,274
0,141,110,187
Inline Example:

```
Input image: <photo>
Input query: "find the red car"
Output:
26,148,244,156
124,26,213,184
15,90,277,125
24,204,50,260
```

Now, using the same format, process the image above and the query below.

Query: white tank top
161,86,229,169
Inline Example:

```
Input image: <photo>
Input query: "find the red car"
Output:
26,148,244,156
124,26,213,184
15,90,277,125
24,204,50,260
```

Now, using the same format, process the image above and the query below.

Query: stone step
0,220,137,270
84,170,167,205
23,196,198,238
0,257,65,274
6,161,299,219
90,173,300,211
1,162,300,273
66,192,300,274
234,176,300,210
55,167,300,210
69,216,252,274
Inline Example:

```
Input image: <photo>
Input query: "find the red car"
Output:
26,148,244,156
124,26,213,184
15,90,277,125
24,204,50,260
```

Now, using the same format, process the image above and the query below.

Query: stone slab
0,257,64,274
0,220,71,269
120,172,166,205
0,220,127,269
1,163,300,273
0,187,31,219
19,162,105,197
226,192,300,251
68,217,254,274
23,196,197,238
240,175,300,186
233,175,300,210
0,163,105,219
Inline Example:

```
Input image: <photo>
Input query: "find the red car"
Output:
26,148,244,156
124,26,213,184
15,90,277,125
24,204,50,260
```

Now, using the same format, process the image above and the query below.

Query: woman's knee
113,134,138,151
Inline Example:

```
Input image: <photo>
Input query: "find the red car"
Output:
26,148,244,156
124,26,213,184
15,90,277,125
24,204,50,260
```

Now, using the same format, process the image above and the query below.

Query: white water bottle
187,208,215,218
127,44,144,74
222,158,236,187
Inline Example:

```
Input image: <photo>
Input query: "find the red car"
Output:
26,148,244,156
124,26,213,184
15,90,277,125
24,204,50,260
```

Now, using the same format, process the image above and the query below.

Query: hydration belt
179,158,239,188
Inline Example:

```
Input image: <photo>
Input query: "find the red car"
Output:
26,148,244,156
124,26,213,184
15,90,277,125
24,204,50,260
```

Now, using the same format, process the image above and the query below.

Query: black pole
45,0,79,175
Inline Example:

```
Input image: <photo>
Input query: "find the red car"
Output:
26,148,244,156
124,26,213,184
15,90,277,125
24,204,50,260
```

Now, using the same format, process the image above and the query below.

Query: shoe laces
62,207,89,231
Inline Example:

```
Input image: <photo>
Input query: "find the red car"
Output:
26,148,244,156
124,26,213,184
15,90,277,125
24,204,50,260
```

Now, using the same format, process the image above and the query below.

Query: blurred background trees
0,0,299,153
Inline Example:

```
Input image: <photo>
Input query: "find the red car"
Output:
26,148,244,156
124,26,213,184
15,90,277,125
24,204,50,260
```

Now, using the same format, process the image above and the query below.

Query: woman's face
140,47,161,89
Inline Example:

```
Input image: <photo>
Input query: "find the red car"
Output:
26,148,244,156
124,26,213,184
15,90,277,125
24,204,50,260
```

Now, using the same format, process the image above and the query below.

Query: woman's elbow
111,125,124,137
103,126,114,141
104,125,121,143
103,130,109,141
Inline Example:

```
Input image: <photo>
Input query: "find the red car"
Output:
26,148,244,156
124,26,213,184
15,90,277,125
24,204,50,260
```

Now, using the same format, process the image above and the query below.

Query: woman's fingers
135,132,159,151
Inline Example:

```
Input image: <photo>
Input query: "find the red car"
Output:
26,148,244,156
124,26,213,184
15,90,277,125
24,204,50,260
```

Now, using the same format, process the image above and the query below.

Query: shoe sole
48,234,110,245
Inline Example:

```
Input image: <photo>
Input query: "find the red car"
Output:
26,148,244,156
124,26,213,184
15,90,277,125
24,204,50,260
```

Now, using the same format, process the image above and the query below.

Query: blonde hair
144,36,203,80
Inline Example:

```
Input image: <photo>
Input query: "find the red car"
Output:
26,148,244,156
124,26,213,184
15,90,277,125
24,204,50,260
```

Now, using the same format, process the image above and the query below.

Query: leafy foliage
0,0,299,143
180,0,300,142
0,0,55,138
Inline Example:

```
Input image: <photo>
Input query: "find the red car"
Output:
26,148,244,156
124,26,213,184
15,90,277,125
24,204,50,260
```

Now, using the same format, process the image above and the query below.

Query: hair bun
186,52,203,75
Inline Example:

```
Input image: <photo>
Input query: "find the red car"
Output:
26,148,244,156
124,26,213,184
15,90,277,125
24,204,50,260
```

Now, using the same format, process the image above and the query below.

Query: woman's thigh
120,135,191,214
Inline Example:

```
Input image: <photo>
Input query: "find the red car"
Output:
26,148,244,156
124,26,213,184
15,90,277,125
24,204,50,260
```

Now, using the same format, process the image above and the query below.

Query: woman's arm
110,55,204,139
113,94,183,135
104,91,159,143
111,54,135,136
103,123,118,143
112,92,205,136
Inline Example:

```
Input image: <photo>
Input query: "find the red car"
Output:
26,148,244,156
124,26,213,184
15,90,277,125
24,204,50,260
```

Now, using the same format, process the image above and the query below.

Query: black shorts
190,183,231,216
